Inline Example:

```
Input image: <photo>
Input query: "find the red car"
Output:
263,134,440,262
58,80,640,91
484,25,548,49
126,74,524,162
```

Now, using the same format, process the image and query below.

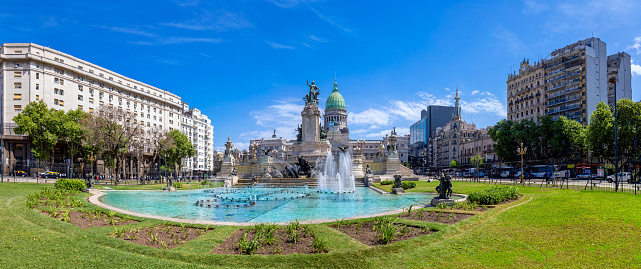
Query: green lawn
1,182,640,268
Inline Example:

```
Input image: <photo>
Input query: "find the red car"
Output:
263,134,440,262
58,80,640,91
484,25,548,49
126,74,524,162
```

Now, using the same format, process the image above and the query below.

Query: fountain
316,148,356,193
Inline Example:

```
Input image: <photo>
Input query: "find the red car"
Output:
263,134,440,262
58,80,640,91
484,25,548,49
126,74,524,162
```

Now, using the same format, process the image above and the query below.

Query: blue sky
2,0,641,150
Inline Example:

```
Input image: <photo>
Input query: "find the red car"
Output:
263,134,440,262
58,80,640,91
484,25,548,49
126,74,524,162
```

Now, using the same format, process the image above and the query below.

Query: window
36,73,39,79
99,101,104,105
36,95,39,100
89,108,94,113
14,105,22,112
78,85,83,91
78,76,83,81
14,50,22,54
78,66,83,70
89,98,94,104
14,62,22,67
89,70,94,74
89,89,94,96
14,82,22,89
14,71,22,77
78,95,83,101
13,94,22,100
78,105,83,110
54,99,59,105
59,100,64,106
36,84,39,90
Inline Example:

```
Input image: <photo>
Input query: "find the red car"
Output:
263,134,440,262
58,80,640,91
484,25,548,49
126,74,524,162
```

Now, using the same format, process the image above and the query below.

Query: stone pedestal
224,176,238,188
164,186,176,191
385,157,401,175
220,156,235,177
82,188,99,194
392,187,404,194
352,155,364,178
431,198,455,206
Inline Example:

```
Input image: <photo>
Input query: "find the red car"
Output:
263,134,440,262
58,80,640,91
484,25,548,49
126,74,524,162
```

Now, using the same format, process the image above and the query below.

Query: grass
1,182,640,268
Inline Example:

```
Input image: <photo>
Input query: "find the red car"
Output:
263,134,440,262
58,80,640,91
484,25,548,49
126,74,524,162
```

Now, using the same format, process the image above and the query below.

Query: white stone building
181,104,214,174
0,43,213,174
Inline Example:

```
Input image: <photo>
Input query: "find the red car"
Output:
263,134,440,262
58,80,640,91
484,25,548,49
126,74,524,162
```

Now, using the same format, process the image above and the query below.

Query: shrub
172,182,183,189
380,180,394,185
467,186,520,205
401,182,416,189
200,180,209,185
312,237,328,253
54,178,86,192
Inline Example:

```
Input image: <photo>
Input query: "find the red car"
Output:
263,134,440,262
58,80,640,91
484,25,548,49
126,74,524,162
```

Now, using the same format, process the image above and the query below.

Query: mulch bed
111,224,212,249
397,211,474,224
330,222,434,246
212,227,317,255
41,210,139,228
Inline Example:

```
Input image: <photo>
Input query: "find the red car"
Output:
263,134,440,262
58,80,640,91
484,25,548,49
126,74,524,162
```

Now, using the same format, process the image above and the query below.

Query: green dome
325,80,346,110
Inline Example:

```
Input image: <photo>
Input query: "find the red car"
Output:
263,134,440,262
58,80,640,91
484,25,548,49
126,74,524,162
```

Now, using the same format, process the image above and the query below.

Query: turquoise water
99,186,436,223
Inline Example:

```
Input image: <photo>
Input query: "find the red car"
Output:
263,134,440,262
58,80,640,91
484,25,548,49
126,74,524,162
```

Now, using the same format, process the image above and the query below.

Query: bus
528,165,568,179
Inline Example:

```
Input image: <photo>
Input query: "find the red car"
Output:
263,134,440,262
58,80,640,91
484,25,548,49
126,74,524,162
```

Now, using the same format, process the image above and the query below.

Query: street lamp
610,76,619,192
517,142,527,184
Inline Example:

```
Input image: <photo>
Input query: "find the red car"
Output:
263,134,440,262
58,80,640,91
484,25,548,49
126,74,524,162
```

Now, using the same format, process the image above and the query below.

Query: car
500,171,512,178
477,172,485,177
41,171,60,179
607,172,631,183
576,172,594,180
10,170,27,177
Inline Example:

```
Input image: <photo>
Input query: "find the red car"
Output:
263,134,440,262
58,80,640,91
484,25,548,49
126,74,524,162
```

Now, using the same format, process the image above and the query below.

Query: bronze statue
366,165,372,175
261,148,273,156
393,174,403,188
304,80,320,103
320,125,327,139
296,124,302,141
435,173,453,199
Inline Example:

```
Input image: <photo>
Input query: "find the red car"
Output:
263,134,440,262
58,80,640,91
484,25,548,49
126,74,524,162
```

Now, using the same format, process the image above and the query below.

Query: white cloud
470,90,480,95
309,7,352,33
522,0,548,14
267,41,296,49
491,24,525,55
349,109,390,126
247,99,303,140
266,0,321,8
365,127,410,138
384,91,452,122
632,59,641,77
461,97,507,117
161,10,252,31
306,35,327,42
627,37,641,54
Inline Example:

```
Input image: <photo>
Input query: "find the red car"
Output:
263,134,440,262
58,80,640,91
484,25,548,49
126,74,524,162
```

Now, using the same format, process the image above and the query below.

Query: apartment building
607,52,632,106
409,105,456,173
0,43,213,174
506,59,544,123
181,105,215,174
508,38,632,125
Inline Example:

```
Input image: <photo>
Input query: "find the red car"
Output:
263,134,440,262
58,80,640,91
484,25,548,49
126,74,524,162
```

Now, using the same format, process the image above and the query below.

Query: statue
435,173,453,199
393,174,403,188
366,165,372,175
337,146,349,152
229,167,237,176
261,148,273,156
85,177,94,189
320,125,327,140
296,125,302,141
392,127,397,136
295,156,313,178
304,80,321,104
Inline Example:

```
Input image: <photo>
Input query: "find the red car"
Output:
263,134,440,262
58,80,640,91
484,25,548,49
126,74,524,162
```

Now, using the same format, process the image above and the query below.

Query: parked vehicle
607,172,631,183
41,171,60,179
576,172,594,180
500,171,512,178
10,170,27,177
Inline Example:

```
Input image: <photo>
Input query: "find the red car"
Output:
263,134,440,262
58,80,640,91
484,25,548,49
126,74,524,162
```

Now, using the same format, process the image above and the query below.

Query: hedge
467,186,519,205
54,178,87,192
401,182,416,189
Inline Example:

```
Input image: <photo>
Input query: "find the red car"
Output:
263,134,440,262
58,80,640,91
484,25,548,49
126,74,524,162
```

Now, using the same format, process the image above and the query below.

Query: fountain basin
97,186,439,224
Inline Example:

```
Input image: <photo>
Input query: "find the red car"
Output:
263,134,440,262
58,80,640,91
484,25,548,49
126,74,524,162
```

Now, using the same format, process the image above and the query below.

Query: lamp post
610,76,619,192
517,142,527,184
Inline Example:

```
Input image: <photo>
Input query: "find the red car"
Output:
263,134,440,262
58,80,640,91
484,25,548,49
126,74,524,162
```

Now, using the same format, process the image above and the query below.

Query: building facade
409,105,456,173
0,43,213,174
181,105,214,174
507,59,544,123
606,52,632,106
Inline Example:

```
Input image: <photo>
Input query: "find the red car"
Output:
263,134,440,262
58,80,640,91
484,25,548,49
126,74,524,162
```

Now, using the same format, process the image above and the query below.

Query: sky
2,0,641,151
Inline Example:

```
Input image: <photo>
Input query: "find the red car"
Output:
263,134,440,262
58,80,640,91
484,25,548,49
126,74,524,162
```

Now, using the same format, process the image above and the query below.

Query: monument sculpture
296,124,302,141
304,80,321,104
435,173,453,199
392,174,404,194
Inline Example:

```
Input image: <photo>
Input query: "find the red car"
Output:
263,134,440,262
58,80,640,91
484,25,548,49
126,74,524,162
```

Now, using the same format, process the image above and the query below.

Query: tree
587,102,615,164
13,101,64,167
488,120,519,163
449,160,461,169
165,129,195,175
471,154,484,169
60,109,90,176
